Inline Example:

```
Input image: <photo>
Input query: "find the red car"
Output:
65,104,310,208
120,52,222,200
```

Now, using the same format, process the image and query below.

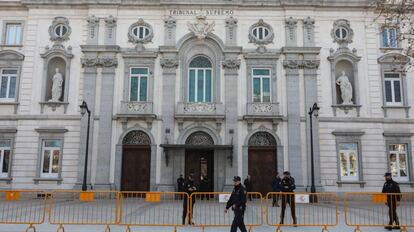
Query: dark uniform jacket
177,177,184,191
280,176,296,192
382,179,401,203
243,178,252,192
183,179,197,195
226,184,247,210
272,176,282,191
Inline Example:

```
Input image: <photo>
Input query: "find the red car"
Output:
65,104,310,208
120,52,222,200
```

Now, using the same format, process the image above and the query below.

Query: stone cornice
18,0,373,8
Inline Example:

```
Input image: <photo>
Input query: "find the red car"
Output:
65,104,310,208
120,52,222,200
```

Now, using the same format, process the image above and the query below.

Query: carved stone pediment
378,53,410,64
187,14,215,40
41,45,73,60
0,50,25,61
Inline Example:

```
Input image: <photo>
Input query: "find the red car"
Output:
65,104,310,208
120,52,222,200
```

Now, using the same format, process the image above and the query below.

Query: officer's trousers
280,194,296,224
231,208,247,232
387,201,399,226
182,195,195,225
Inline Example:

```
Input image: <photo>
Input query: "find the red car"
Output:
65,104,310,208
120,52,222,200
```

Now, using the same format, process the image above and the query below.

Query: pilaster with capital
86,15,99,45
285,17,298,46
225,17,238,46
104,15,117,45
160,54,179,156
303,17,315,47
164,16,176,45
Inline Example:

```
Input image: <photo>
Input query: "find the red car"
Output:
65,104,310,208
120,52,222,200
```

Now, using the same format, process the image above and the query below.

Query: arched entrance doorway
121,130,151,191
248,132,277,195
185,131,214,192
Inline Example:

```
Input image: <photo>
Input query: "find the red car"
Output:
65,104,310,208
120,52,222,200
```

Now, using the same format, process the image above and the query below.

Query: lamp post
308,102,320,203
80,101,91,191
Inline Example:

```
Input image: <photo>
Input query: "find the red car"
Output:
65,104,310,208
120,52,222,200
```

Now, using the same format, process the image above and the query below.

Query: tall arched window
188,56,212,102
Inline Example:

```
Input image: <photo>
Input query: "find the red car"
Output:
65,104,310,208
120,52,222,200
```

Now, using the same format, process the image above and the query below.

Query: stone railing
176,102,224,115
119,101,153,115
246,102,279,116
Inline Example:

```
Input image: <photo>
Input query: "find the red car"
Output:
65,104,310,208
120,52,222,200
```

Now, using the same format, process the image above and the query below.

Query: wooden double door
248,147,277,195
121,146,151,191
185,150,214,192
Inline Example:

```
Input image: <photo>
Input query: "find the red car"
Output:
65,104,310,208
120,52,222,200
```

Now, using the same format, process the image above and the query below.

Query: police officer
243,175,252,201
279,171,297,225
182,174,197,225
382,172,401,231
225,176,247,232
177,174,184,192
272,172,282,207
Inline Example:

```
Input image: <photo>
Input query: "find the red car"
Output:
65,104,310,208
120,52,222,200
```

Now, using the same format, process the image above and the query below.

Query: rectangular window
389,144,409,181
188,68,212,102
5,23,22,45
40,139,61,178
0,69,17,101
382,27,397,48
0,140,11,178
339,143,359,181
252,68,271,103
384,73,403,106
129,68,148,102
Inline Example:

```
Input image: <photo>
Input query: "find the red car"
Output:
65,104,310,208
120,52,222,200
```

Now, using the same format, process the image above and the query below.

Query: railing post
25,224,36,232
56,224,64,232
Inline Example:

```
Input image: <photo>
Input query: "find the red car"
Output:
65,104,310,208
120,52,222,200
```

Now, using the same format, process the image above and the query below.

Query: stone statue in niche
336,70,353,104
49,68,63,102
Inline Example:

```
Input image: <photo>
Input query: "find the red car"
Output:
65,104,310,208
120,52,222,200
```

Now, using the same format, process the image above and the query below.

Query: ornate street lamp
80,101,91,191
308,102,320,203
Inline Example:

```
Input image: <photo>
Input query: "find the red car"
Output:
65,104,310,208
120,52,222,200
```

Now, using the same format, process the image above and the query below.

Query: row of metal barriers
0,190,413,232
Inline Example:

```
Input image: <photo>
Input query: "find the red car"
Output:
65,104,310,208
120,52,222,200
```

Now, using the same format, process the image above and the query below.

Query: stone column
158,55,179,190
222,57,240,191
95,57,118,189
283,60,303,189
304,60,322,190
76,57,99,188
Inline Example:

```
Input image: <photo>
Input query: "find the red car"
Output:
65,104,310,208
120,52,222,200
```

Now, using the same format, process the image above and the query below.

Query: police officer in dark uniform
382,172,401,230
177,174,184,192
272,172,282,207
225,176,247,232
279,171,297,225
182,174,197,225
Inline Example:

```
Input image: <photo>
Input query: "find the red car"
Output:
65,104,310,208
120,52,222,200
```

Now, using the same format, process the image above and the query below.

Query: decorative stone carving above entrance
187,14,215,40
248,132,276,146
122,130,151,145
185,131,214,145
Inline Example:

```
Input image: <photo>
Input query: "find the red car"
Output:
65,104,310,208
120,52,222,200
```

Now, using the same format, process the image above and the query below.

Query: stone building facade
0,0,413,193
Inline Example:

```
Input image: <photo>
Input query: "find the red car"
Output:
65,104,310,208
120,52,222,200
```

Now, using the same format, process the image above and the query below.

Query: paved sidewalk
1,209,412,232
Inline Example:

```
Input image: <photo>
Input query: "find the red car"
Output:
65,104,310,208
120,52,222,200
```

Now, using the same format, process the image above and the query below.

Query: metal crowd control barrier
344,192,413,232
0,190,47,232
118,192,189,232
266,192,338,232
49,191,119,232
190,192,263,232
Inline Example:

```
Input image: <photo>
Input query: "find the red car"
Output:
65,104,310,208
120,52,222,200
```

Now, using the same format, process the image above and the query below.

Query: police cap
233,176,241,182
